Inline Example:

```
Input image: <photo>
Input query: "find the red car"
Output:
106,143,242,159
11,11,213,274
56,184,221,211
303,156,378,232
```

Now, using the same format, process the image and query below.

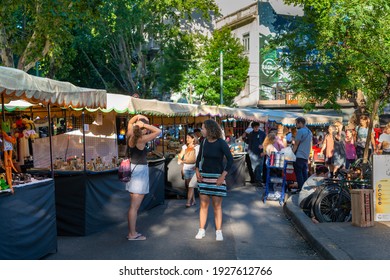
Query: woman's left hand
216,176,225,186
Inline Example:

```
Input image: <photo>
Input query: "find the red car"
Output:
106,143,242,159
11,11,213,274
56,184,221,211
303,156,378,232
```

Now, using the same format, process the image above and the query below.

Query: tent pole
161,116,164,155
47,103,54,178
82,110,87,173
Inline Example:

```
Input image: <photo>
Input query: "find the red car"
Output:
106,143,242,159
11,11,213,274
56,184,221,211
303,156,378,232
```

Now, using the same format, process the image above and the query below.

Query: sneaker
216,230,223,241
195,228,205,239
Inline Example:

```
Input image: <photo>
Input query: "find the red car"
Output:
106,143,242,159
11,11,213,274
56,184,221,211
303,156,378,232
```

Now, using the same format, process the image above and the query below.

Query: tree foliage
277,0,390,105
0,0,102,73
274,0,390,162
0,0,219,98
181,27,250,106
59,0,219,98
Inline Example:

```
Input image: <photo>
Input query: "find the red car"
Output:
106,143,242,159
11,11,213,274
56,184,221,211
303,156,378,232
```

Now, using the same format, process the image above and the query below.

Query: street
44,186,319,260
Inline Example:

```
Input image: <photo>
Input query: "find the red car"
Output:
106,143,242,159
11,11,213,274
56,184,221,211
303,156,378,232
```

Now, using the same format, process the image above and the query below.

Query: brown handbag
183,147,196,164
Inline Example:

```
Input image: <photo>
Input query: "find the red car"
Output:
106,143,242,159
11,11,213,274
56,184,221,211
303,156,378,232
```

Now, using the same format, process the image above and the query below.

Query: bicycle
312,166,371,223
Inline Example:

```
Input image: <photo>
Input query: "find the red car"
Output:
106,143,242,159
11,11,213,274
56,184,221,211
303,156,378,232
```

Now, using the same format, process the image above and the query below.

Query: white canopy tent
262,109,343,126
0,66,108,176
0,100,35,112
0,66,106,108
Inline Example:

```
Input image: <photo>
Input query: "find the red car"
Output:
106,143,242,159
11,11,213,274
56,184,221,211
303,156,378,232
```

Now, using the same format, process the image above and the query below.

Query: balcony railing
215,3,257,29
258,92,355,107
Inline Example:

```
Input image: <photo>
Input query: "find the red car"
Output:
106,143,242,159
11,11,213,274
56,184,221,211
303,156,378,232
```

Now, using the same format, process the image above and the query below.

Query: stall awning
0,66,107,109
263,109,343,126
131,97,197,116
0,100,35,112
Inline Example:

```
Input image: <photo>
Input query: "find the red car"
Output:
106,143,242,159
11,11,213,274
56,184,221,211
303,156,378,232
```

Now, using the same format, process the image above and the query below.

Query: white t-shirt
379,133,390,152
298,175,326,206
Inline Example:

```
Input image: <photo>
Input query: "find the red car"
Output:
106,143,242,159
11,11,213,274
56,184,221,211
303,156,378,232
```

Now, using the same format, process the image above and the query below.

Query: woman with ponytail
125,114,161,241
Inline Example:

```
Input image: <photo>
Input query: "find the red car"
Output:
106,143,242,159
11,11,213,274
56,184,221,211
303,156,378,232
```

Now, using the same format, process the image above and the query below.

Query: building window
242,33,250,52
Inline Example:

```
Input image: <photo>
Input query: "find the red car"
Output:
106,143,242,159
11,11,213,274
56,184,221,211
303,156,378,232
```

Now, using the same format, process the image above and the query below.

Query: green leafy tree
184,27,250,106
274,0,390,163
60,0,219,98
0,0,101,74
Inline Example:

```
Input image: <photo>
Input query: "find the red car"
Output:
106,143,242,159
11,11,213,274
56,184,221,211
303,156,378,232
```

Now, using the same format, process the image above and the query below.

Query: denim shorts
183,168,195,180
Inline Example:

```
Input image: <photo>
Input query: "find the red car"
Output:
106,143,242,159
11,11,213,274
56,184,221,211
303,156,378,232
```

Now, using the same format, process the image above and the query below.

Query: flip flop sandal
127,233,146,241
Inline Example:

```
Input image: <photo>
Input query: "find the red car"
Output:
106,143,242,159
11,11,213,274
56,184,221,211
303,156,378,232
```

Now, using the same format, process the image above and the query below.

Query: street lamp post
220,50,224,105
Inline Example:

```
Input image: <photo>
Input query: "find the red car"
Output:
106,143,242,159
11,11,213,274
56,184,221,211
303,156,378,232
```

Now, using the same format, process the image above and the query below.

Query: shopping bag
118,159,132,182
281,146,296,162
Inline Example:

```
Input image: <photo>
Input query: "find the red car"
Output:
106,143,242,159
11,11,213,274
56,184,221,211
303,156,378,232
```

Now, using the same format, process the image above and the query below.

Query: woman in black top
195,119,233,241
126,114,161,241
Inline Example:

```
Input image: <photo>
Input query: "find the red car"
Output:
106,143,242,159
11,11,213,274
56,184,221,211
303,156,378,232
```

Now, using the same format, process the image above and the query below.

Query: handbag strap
199,139,205,171
126,136,131,158
131,163,138,173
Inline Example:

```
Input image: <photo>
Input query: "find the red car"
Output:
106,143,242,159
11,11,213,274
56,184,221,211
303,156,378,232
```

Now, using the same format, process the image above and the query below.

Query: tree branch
81,49,108,89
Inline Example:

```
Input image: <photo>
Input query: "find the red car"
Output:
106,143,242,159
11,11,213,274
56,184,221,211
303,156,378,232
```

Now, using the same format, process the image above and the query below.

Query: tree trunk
364,78,390,164
0,25,14,67
363,98,380,164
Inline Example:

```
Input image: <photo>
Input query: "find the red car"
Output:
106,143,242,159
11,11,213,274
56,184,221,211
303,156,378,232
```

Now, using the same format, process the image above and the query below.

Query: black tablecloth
29,159,165,236
0,179,57,260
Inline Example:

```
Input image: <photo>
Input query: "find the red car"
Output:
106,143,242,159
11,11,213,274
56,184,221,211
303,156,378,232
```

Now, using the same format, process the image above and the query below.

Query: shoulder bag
118,137,138,182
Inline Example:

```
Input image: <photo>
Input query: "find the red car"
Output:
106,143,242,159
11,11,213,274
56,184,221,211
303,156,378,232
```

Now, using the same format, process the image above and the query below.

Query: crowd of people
124,113,390,240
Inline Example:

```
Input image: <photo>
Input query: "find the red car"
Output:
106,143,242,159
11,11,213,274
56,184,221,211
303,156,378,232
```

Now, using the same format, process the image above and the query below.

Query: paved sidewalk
284,194,390,260
44,186,318,260
43,183,390,260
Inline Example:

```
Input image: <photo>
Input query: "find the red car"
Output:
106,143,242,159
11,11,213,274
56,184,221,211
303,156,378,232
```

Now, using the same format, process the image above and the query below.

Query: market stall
263,108,343,127
0,179,56,260
28,158,165,236
0,66,107,258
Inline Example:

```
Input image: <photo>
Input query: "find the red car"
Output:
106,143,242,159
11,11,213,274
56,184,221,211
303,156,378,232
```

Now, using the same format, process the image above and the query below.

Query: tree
0,0,219,98
274,0,390,163
182,27,250,106
0,0,102,73
59,0,219,98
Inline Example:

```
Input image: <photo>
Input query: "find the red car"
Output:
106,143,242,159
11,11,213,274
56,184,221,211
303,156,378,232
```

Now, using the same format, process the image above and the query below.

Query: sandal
127,233,146,241
185,203,191,208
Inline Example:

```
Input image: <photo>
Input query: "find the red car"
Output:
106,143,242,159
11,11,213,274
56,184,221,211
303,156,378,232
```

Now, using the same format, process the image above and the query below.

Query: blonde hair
263,133,276,148
333,120,342,126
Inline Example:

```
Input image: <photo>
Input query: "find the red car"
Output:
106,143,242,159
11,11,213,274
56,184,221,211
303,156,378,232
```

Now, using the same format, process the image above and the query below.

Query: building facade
215,0,303,107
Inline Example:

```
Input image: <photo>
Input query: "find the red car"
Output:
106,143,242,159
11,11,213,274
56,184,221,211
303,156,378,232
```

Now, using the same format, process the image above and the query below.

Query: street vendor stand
29,96,166,236
0,66,106,258
0,179,55,260
159,104,269,195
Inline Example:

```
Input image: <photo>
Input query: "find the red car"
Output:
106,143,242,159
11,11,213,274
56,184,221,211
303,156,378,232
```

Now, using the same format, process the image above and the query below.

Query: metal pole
35,61,39,77
220,50,224,105
82,110,87,173
47,104,54,178
161,116,164,155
